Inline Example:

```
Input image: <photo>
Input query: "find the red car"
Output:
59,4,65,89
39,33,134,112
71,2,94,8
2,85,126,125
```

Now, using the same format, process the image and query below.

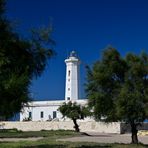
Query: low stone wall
0,121,121,134
120,122,148,134
79,121,121,133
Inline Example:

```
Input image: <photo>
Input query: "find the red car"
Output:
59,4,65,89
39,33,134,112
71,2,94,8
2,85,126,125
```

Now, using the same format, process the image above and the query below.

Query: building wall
20,100,87,121
20,101,65,121
20,105,62,121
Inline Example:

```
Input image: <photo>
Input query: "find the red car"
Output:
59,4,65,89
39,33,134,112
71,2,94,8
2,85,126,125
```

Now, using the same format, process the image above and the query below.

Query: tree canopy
0,0,55,120
58,101,90,132
86,46,148,143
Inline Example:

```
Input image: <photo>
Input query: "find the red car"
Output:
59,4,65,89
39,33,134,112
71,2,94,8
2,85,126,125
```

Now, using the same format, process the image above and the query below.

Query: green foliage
58,101,90,132
116,52,148,123
86,47,127,121
0,0,55,119
58,102,90,120
0,129,78,138
86,46,148,143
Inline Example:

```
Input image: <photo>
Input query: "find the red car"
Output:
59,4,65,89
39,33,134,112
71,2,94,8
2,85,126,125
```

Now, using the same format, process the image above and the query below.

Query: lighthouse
20,50,87,122
65,51,80,101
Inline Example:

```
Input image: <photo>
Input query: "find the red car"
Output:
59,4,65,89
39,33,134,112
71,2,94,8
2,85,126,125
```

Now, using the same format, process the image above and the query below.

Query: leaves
86,46,148,124
58,101,91,132
0,0,55,119
58,102,90,120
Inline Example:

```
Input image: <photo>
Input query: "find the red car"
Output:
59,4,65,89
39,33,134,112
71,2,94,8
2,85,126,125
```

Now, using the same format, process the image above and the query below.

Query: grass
0,129,79,138
0,129,147,148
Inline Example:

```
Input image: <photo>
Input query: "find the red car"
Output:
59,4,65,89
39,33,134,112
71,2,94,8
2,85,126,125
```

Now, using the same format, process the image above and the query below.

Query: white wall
20,100,88,122
31,106,62,121
0,121,121,134
20,101,65,121
20,106,63,121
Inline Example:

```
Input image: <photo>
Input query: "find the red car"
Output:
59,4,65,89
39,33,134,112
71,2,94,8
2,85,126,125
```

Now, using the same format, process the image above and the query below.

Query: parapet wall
0,121,121,133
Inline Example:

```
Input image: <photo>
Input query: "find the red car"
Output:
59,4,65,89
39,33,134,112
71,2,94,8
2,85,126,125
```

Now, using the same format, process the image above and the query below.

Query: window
29,112,32,119
68,70,70,76
68,79,70,82
40,111,44,118
67,97,70,100
68,88,70,91
53,111,57,119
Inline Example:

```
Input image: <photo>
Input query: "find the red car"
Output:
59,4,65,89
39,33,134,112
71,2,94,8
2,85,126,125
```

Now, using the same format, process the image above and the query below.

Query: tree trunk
72,118,80,132
130,122,138,144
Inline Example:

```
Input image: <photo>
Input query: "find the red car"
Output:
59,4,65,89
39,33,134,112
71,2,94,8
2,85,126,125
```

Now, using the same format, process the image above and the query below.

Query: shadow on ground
81,132,112,137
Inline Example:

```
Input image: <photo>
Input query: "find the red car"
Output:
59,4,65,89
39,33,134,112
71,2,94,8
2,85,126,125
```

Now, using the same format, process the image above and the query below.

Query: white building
20,51,87,121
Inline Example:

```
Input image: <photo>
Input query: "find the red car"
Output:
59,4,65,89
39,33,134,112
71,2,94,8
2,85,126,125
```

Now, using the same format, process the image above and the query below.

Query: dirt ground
0,132,147,144
58,132,148,144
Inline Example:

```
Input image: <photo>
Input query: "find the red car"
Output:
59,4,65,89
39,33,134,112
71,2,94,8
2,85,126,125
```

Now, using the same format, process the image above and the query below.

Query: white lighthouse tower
20,50,87,122
65,51,80,101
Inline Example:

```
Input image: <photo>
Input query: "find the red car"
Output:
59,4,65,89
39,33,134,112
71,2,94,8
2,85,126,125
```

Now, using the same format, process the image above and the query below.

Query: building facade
20,51,87,121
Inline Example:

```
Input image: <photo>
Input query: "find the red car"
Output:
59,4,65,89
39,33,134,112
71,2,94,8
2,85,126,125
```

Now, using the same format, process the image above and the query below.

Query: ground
0,129,147,148
59,132,148,145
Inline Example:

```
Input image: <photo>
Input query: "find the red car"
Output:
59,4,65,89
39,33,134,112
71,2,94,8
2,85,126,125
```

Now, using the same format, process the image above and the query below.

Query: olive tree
58,101,90,132
86,47,148,144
